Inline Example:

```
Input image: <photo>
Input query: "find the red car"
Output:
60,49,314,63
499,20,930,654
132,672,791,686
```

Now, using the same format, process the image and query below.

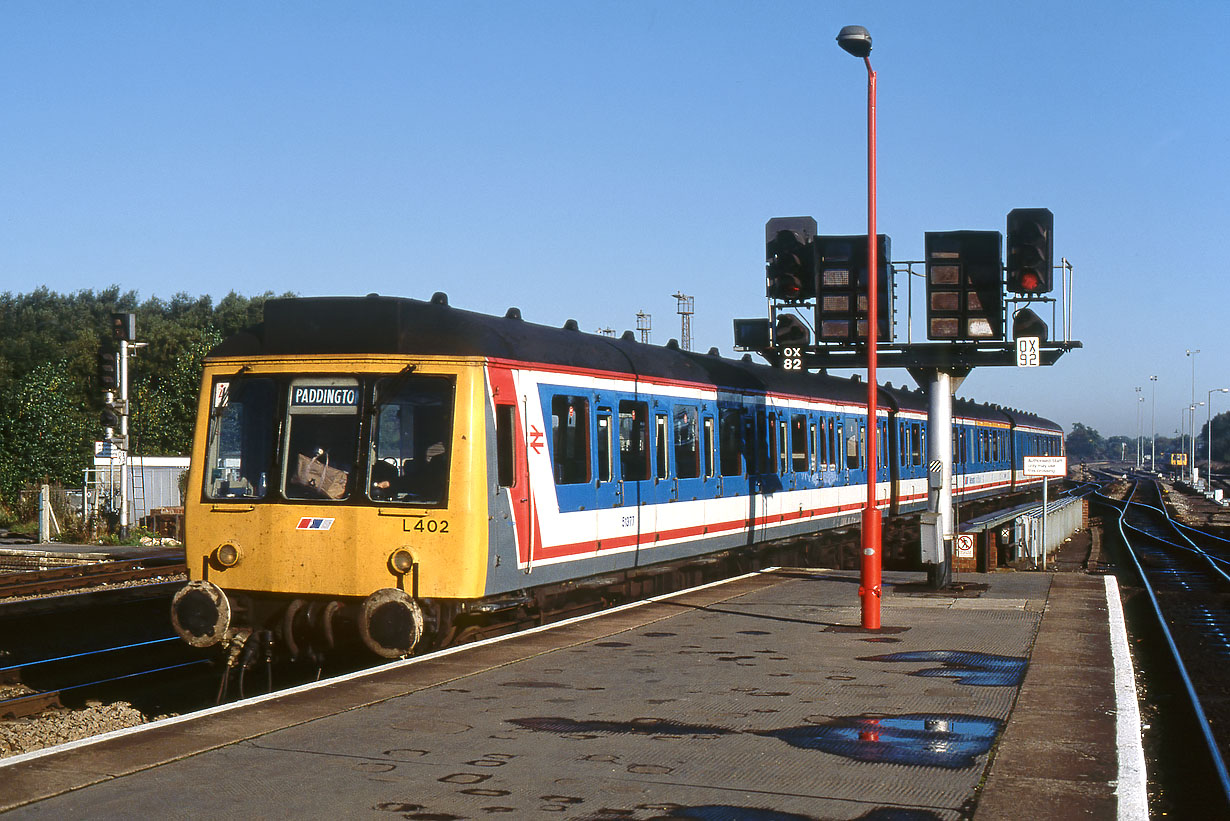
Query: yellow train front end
172,353,491,660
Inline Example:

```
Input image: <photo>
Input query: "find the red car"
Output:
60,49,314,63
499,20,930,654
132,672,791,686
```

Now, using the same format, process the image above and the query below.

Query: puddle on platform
759,713,1002,769
859,650,1026,686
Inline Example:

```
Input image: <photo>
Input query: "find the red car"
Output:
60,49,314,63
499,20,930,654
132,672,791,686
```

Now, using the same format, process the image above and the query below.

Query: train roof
209,293,1060,433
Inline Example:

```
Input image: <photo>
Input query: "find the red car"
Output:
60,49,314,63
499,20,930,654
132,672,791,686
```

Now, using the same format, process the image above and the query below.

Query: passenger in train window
370,460,400,501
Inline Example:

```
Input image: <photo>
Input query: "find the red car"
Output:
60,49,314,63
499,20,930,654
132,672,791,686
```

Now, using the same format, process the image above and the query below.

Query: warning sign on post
1023,456,1067,477
955,534,975,559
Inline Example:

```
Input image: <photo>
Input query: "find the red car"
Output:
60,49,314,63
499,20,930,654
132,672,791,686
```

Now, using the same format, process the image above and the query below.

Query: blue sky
3,1,1228,440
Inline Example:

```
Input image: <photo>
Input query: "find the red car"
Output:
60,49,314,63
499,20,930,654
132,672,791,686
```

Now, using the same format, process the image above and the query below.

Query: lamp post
1150,375,1158,471
1187,349,1201,482
1136,390,1144,469
1208,388,1228,489
837,24,881,629
1189,402,1204,481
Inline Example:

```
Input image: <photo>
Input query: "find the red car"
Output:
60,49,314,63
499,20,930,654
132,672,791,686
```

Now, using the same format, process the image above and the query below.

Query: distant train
171,294,1064,660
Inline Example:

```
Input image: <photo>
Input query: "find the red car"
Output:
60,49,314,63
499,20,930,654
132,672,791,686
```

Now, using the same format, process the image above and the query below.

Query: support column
119,337,130,537
911,366,968,590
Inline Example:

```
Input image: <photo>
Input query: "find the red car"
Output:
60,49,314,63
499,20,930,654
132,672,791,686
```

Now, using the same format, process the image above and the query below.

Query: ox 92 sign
780,346,803,371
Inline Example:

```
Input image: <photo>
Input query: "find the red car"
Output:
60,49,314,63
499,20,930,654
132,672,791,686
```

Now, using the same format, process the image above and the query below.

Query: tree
1065,422,1108,461
0,287,292,509
0,359,93,503
1198,411,1230,463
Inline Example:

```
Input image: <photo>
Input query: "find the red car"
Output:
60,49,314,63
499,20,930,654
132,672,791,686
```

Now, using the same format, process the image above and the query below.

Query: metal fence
1015,496,1085,564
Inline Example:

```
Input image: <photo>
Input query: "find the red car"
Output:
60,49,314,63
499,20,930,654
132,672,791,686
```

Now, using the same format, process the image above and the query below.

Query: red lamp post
838,25,881,630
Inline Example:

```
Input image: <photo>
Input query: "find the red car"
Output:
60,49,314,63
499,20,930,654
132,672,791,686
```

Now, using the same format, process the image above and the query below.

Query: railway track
0,557,186,600
0,637,209,719
1097,476,1230,805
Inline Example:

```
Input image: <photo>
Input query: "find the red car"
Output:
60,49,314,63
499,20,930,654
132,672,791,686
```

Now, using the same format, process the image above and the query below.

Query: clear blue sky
3,1,1228,441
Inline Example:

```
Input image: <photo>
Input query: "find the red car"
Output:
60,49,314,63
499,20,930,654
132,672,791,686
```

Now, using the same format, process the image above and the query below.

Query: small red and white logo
296,517,335,531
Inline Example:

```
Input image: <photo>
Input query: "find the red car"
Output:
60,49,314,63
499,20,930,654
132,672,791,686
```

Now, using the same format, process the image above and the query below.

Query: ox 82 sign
780,346,803,371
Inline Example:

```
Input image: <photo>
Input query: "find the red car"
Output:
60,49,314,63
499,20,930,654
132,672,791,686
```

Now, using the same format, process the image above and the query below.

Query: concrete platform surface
0,568,1131,820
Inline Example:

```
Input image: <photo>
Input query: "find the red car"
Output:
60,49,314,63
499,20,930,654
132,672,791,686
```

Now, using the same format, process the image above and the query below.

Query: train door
618,399,651,559
672,402,708,503
845,415,866,490
595,407,621,509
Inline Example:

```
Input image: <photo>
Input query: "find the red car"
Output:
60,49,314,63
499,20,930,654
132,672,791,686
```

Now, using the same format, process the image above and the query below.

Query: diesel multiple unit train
171,294,1064,660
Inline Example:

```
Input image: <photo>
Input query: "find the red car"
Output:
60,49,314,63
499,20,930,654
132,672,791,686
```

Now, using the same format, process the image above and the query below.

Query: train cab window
366,376,454,505
703,416,716,479
597,411,613,483
204,377,276,500
655,413,669,479
619,401,650,481
551,395,590,484
719,408,743,477
911,424,923,466
282,378,363,501
495,404,516,488
847,425,861,470
674,405,700,479
790,415,808,471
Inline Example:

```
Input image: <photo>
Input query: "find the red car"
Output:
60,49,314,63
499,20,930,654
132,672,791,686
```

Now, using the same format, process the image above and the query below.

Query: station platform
0,566,1138,819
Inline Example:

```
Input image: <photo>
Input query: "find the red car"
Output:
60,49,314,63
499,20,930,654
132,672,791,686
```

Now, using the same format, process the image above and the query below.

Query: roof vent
621,330,636,342
563,319,579,331
430,292,449,306
505,307,522,320
707,347,720,356
666,338,679,350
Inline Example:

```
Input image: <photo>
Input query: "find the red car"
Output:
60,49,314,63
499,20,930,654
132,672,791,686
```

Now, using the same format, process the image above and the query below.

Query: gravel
1,700,174,759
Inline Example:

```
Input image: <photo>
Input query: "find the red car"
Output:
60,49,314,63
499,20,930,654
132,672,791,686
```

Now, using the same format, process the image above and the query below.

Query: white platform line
1105,573,1149,821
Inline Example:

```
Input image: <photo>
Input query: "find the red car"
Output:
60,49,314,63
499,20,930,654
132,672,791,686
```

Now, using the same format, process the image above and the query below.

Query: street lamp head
837,25,873,58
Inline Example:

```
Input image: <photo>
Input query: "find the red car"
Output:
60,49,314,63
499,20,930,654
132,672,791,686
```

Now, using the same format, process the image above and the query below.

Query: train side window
809,421,818,472
778,418,789,474
791,414,808,472
551,395,590,484
204,377,276,500
619,401,650,481
674,404,700,479
827,418,835,469
655,413,669,479
835,421,844,469
703,416,715,479
495,404,516,488
597,411,612,483
719,408,743,477
847,425,861,470
912,424,923,466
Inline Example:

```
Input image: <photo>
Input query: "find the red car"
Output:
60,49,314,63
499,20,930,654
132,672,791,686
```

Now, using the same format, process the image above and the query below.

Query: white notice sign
955,534,975,559
1016,336,1040,367
1023,456,1067,477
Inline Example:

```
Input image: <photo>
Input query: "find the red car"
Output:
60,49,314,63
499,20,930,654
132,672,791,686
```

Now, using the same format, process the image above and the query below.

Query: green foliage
0,360,94,502
0,287,292,509
1065,422,1107,460
1198,411,1230,463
